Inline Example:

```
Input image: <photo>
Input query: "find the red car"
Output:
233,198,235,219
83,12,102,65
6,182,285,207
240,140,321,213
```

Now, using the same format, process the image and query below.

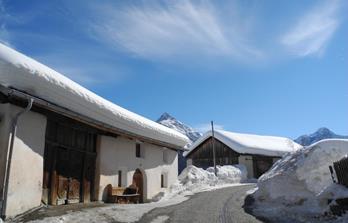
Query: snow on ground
149,215,170,223
27,165,247,223
249,139,348,223
27,195,188,223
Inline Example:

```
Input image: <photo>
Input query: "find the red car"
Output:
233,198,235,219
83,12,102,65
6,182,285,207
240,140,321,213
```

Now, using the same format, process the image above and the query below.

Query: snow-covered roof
185,130,303,157
0,43,189,148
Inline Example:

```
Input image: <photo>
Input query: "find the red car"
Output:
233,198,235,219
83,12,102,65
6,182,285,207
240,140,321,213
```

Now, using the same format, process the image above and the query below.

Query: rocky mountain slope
295,127,348,146
157,112,202,143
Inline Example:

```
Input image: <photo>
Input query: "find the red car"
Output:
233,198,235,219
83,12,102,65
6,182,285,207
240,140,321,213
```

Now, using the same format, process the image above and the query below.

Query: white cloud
281,0,340,57
89,1,262,61
33,50,127,87
0,0,12,46
195,123,224,133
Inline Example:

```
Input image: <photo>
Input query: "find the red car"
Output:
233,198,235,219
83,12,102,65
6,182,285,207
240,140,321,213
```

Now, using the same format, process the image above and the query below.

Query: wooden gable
187,137,240,169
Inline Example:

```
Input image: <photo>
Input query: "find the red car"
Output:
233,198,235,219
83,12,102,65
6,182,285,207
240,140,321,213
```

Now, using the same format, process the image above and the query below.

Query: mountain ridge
295,127,348,146
157,112,202,143
156,112,202,173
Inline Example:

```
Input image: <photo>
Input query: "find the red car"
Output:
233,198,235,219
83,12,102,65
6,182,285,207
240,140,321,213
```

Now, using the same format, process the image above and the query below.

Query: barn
184,130,302,178
0,43,189,218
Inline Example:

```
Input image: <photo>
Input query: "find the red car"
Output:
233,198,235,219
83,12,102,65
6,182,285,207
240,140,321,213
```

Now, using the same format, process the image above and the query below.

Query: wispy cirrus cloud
0,0,127,86
0,0,12,46
280,0,341,57
32,46,128,87
88,1,262,62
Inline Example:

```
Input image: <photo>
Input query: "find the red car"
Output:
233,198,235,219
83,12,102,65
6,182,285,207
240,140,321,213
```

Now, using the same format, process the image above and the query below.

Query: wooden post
211,121,217,176
50,147,58,205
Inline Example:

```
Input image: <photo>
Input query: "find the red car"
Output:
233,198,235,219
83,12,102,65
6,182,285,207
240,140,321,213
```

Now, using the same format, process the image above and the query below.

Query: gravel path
137,184,263,223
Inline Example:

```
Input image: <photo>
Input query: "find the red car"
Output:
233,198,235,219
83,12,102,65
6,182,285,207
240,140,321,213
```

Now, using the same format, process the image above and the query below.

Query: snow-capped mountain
295,127,348,146
157,112,202,173
157,112,202,143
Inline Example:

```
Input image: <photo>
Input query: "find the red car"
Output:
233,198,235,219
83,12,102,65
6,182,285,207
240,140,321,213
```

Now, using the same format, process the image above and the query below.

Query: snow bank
249,139,348,222
185,130,302,157
0,43,189,147
155,165,247,200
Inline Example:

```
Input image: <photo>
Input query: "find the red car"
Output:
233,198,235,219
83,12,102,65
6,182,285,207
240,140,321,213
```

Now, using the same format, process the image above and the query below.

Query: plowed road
137,184,263,223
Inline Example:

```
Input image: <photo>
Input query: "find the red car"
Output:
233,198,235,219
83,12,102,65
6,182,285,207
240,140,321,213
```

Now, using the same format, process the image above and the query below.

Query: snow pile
249,139,348,222
209,165,248,184
0,43,189,147
185,130,302,157
158,165,247,200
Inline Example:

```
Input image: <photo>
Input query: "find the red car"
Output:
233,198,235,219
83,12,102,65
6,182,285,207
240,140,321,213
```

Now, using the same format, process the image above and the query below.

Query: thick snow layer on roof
0,43,189,147
185,129,302,157
249,139,348,222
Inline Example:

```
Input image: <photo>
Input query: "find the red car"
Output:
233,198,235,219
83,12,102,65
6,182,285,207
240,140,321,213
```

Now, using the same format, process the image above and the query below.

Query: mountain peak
295,127,348,146
157,112,175,122
156,112,202,143
316,127,333,135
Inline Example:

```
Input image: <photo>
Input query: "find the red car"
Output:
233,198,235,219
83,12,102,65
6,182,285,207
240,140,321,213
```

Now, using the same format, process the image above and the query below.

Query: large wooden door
42,117,97,205
66,149,84,204
253,156,274,178
82,153,96,202
133,169,144,203
56,147,70,204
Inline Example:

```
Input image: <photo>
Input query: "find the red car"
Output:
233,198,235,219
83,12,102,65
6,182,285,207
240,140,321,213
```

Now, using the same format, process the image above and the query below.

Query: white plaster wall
186,158,192,166
239,155,254,178
3,104,47,217
98,135,178,202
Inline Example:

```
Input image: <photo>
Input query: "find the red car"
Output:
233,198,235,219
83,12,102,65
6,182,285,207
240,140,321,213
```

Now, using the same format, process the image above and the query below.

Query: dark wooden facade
252,156,274,178
187,137,239,169
42,113,98,205
187,136,278,178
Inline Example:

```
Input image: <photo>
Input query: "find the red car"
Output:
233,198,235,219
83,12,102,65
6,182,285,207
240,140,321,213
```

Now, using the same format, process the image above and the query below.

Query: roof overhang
184,130,302,157
0,85,185,151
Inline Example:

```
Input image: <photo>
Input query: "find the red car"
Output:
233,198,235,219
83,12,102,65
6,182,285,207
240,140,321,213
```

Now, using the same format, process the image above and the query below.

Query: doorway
42,117,97,205
253,156,274,178
132,169,144,203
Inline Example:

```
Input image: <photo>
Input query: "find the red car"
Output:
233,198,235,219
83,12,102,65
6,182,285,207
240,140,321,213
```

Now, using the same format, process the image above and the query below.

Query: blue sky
0,0,347,138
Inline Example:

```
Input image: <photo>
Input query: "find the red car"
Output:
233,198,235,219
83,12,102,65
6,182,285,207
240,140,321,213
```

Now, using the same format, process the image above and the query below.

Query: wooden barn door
253,156,273,178
133,169,144,203
42,117,97,205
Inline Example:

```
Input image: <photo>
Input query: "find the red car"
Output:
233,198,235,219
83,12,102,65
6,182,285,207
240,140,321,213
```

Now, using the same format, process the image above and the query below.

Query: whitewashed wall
186,158,192,166
239,155,254,178
0,103,179,217
0,103,47,218
97,135,178,202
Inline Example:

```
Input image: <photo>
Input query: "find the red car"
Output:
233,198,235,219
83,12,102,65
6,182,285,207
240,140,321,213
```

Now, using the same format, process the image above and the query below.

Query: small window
161,174,165,188
136,143,141,158
118,170,122,187
161,173,168,188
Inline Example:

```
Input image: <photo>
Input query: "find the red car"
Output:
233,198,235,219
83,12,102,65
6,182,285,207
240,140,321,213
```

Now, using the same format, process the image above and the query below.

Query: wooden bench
107,186,125,203
107,185,140,204
116,193,141,204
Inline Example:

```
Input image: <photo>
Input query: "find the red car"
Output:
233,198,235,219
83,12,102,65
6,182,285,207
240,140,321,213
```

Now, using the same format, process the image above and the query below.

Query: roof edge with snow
184,130,303,157
0,43,189,148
